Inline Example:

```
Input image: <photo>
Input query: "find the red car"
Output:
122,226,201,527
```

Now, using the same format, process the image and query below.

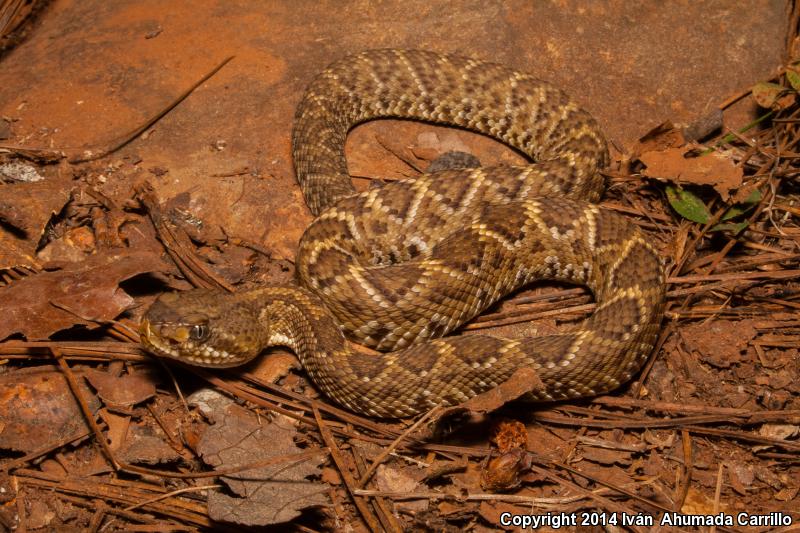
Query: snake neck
255,286,368,404
257,286,347,361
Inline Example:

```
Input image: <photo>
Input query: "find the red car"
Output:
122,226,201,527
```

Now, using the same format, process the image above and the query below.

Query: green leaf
788,69,800,92
721,204,754,221
666,185,711,223
701,112,773,154
710,221,749,235
741,188,762,204
721,189,762,221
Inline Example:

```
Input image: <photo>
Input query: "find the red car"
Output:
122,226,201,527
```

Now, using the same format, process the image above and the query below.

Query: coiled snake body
140,49,666,418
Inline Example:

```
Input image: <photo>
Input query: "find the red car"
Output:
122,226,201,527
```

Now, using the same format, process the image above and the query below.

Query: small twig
68,56,234,163
668,268,800,284
54,346,329,480
356,404,443,489
374,134,426,174
0,57,235,164
1,428,92,473
675,429,693,511
312,405,384,533
153,357,190,413
350,444,403,533
52,347,121,471
123,484,221,512
710,463,725,533
136,181,234,291
48,301,139,342
631,322,673,398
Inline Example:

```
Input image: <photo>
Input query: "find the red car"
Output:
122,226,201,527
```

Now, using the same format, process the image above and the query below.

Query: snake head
139,289,265,367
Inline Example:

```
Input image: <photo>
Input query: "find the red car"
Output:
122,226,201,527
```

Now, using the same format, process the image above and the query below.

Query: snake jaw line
140,325,248,368
138,296,264,368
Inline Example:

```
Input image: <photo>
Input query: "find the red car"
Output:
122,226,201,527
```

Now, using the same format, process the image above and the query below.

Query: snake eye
189,324,208,341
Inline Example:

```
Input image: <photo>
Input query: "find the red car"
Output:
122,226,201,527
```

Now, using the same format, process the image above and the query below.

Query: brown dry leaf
0,250,167,340
320,466,341,486
640,452,668,479
198,405,329,526
525,426,567,460
752,82,796,110
438,367,545,420
376,464,426,512
37,226,97,264
757,424,799,441
449,460,484,494
0,178,72,270
100,409,131,452
187,388,236,419
118,425,183,465
775,486,799,502
754,464,783,489
633,120,686,155
437,501,464,517
0,367,100,452
571,461,637,494
579,446,632,466
84,368,158,409
639,145,743,200
680,319,757,369
481,448,526,491
0,238,38,276
434,500,477,521
681,486,720,514
247,350,299,383
26,501,55,530
727,463,754,496
0,177,68,232
89,407,177,468
375,464,420,493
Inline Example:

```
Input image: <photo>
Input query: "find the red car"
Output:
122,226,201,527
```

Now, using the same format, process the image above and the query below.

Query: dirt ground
0,1,798,531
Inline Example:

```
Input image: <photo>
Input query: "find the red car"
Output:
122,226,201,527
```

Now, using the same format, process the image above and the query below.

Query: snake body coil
140,49,665,418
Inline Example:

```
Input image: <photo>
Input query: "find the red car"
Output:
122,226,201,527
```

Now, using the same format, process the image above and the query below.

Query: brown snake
140,49,666,418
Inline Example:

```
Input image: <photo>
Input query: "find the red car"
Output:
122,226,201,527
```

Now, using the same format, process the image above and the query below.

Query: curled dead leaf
752,81,795,110
480,448,527,492
436,366,545,421
84,368,158,409
198,405,329,526
0,250,168,340
640,145,743,200
633,121,686,155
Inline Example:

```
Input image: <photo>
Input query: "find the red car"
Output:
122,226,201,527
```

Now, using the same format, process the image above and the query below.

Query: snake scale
140,49,666,418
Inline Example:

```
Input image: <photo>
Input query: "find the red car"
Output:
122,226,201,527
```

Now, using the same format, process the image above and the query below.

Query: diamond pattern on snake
140,49,666,418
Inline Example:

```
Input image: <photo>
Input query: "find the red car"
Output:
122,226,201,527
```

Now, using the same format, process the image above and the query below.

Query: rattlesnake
140,49,665,418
